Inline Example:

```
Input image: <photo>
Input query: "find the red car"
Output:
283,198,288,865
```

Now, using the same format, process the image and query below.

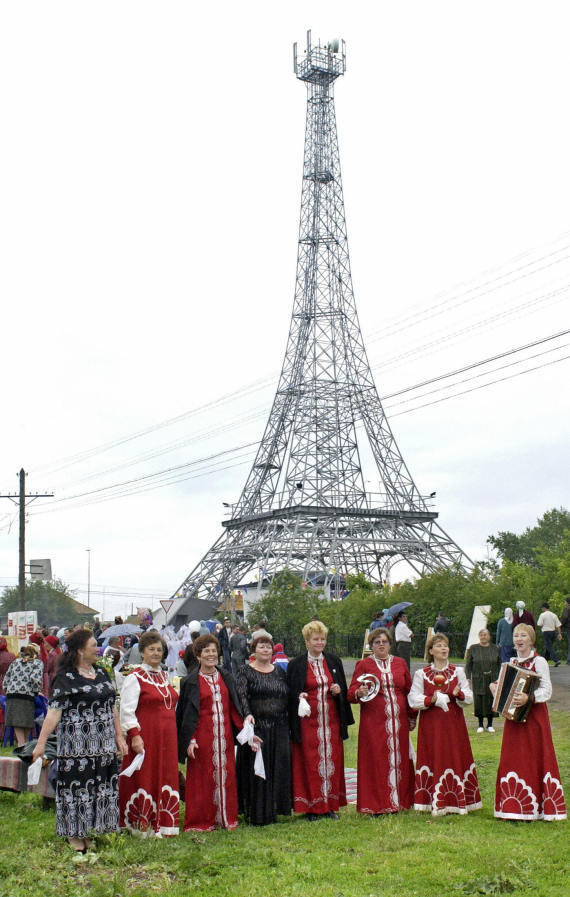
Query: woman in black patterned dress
235,634,291,825
33,630,127,853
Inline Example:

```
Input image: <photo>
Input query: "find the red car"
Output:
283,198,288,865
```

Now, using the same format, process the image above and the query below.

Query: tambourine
357,673,380,702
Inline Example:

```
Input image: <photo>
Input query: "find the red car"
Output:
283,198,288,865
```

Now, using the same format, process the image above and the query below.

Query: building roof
71,599,99,616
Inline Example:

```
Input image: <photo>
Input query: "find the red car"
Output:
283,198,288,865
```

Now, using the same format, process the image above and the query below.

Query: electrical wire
388,353,570,418
27,345,569,514
31,233,570,479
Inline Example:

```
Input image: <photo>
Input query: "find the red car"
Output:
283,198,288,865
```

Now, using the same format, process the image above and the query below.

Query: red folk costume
291,656,347,815
494,652,566,821
408,663,481,816
183,671,243,831
119,665,180,836
348,655,416,814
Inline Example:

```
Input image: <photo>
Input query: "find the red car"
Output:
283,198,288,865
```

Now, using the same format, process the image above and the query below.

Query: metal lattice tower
163,32,472,622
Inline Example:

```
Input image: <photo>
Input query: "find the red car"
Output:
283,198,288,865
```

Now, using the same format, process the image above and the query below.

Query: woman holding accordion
347,628,416,815
491,623,566,822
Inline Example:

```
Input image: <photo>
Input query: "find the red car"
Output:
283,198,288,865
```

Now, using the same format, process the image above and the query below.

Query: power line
31,233,570,479
382,328,570,400
28,342,570,514
388,353,570,417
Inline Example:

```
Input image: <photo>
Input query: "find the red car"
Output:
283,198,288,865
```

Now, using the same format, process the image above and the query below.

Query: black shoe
305,813,319,821
327,811,339,820
555,661,560,667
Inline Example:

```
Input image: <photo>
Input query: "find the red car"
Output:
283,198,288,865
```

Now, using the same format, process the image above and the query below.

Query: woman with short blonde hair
287,621,353,820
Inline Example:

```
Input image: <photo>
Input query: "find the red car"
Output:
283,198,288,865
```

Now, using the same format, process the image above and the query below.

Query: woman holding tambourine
348,628,416,815
491,623,566,822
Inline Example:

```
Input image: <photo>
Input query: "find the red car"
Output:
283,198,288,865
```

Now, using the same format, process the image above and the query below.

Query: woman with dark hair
3,644,44,746
119,631,180,836
287,621,354,820
492,623,566,821
348,628,416,815
32,629,127,853
176,634,255,831
408,633,481,816
235,633,291,825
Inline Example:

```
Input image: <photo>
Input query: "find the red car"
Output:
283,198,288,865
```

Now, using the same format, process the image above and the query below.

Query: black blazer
176,665,243,764
286,650,354,743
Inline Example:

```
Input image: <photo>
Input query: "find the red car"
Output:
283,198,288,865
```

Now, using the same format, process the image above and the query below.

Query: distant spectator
217,618,233,672
44,635,62,688
495,608,515,663
3,645,44,745
433,612,450,635
511,600,535,630
176,644,198,677
378,610,393,629
230,626,248,676
536,603,562,666
272,643,289,670
369,612,383,631
103,637,124,667
29,631,50,696
394,613,414,671
560,597,570,665
0,637,17,695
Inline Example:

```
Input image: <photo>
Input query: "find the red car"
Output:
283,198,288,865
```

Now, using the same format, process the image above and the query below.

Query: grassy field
0,695,567,897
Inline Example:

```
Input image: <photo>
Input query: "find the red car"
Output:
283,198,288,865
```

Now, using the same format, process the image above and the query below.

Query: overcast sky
1,2,569,621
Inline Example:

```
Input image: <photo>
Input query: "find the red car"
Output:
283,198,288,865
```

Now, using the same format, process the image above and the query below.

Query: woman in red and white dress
408,633,481,816
348,628,417,815
492,623,566,822
287,621,354,820
176,634,257,832
119,631,180,836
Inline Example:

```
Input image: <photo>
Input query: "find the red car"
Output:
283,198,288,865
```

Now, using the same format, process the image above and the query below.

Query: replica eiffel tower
162,32,472,625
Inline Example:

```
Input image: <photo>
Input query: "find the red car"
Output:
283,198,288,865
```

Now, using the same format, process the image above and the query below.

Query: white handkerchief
435,692,450,712
254,747,265,780
298,696,311,717
237,720,255,745
27,756,43,786
120,750,145,777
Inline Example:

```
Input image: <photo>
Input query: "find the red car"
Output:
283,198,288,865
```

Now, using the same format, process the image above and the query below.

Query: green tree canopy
247,569,325,639
487,507,570,567
1,579,86,628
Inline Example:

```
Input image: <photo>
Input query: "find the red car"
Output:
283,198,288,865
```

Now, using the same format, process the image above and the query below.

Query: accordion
492,662,540,722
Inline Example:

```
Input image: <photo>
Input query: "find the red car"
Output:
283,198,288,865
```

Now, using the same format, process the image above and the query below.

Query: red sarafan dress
291,657,347,815
408,664,481,816
119,666,180,836
184,671,242,831
348,655,416,814
494,652,566,821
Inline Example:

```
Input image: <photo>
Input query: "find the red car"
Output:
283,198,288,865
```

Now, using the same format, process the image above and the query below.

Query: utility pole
86,548,91,607
0,468,54,611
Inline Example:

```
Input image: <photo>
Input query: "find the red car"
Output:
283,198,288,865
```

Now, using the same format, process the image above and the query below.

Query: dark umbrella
387,601,413,617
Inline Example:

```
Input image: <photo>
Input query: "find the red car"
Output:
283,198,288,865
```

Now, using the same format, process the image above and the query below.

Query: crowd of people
0,604,566,854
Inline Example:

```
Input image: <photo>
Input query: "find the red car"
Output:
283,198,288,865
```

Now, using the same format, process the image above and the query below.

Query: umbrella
101,623,141,639
387,601,413,617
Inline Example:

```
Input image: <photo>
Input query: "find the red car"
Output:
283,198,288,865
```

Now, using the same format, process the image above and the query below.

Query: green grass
0,704,567,897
